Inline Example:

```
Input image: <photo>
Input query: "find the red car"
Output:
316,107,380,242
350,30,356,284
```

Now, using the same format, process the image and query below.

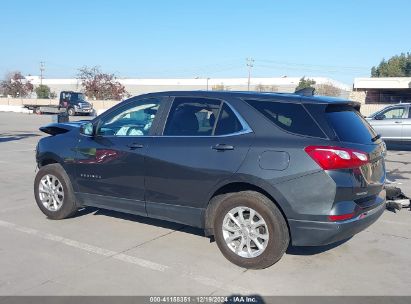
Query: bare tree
255,84,279,92
0,71,33,98
212,83,230,91
77,66,129,100
315,83,342,97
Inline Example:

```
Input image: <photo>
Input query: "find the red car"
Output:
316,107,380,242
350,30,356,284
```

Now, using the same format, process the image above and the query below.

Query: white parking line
0,204,31,213
0,219,168,272
380,220,411,227
0,149,34,152
0,219,251,294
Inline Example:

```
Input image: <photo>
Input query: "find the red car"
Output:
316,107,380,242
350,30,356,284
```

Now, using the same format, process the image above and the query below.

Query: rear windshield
244,99,326,138
325,107,377,144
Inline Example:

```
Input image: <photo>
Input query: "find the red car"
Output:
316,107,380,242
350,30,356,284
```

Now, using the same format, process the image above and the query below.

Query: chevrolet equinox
34,91,386,269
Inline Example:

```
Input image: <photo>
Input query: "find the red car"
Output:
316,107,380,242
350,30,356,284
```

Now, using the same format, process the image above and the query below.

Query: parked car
366,103,411,146
34,91,386,269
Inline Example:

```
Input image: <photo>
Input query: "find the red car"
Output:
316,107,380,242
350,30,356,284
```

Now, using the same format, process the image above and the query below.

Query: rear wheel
34,163,78,219
213,191,289,269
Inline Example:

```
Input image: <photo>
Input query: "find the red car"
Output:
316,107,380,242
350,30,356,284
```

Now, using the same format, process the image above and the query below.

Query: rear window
244,99,326,138
325,107,377,144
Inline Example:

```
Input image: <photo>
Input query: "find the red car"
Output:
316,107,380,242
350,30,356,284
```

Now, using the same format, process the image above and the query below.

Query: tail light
304,145,369,170
328,213,355,222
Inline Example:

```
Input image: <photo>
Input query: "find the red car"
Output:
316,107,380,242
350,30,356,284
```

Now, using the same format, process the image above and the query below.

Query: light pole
206,77,210,91
40,61,45,86
246,57,254,91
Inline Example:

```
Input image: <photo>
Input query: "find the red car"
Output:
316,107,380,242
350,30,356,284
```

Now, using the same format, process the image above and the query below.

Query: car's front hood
39,121,84,136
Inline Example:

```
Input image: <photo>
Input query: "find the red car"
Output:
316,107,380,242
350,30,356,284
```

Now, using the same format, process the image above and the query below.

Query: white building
25,76,351,97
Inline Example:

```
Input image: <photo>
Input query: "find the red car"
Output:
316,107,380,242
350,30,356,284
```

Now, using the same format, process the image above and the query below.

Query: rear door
144,96,254,227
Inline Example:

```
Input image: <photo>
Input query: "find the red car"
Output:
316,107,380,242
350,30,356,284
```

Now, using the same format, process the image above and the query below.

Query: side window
380,107,405,119
245,99,326,138
164,97,221,136
98,98,160,136
215,103,243,135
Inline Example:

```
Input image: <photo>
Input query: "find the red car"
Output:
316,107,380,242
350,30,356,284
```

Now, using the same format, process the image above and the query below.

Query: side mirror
375,114,385,120
80,122,94,136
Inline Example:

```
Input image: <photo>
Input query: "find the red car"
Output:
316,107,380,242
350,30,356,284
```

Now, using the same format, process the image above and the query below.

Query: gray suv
34,91,386,269
367,103,411,146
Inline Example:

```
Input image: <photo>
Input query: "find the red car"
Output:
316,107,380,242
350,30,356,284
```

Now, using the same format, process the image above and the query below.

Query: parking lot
0,111,410,297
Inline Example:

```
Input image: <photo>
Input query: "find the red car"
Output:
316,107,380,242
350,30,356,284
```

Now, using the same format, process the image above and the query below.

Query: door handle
394,121,402,124
212,144,234,151
127,143,144,150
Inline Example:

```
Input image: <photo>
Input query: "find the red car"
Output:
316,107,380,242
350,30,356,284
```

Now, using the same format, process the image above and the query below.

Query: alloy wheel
222,206,269,258
38,174,64,211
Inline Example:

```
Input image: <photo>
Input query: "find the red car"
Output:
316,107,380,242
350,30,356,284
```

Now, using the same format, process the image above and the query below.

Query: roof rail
294,87,315,96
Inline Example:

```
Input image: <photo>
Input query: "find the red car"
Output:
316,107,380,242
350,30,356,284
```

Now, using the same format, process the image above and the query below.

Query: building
24,76,351,98
353,77,411,104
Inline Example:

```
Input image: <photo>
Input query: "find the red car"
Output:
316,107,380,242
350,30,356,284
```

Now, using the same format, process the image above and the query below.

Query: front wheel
213,191,289,269
67,107,76,116
34,163,78,220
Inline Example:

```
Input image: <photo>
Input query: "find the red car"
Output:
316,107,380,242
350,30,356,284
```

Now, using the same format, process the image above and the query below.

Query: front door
74,97,164,215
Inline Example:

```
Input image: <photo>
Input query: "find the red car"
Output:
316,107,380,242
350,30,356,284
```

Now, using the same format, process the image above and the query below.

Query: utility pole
206,77,210,91
40,61,45,86
246,57,254,91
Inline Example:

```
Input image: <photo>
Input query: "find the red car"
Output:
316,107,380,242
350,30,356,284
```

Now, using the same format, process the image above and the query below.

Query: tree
255,84,279,92
35,84,51,99
0,71,33,98
371,53,411,77
212,83,230,91
77,66,128,100
315,83,342,97
295,77,316,91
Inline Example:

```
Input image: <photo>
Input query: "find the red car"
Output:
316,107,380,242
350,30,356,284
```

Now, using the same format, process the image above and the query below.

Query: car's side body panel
36,91,386,247
73,135,152,215
36,129,79,182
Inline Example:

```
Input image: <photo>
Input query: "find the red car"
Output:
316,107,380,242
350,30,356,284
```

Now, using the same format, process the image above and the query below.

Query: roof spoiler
294,87,315,96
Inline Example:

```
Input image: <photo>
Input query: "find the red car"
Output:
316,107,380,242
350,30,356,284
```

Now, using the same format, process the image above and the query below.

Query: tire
67,107,75,116
34,163,78,220
213,191,289,269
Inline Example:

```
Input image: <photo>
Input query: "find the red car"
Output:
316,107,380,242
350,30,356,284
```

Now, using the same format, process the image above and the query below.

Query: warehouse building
353,77,411,104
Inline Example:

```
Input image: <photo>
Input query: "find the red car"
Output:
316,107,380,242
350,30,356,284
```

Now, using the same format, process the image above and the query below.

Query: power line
256,59,370,72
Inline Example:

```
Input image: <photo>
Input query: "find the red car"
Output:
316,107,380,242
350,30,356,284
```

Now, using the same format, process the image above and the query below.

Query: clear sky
0,0,410,84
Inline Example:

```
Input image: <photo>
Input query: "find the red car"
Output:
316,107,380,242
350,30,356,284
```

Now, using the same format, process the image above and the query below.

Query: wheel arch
204,181,291,237
37,152,63,168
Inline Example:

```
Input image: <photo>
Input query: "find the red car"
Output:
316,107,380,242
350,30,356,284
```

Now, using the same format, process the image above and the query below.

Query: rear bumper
288,201,385,246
